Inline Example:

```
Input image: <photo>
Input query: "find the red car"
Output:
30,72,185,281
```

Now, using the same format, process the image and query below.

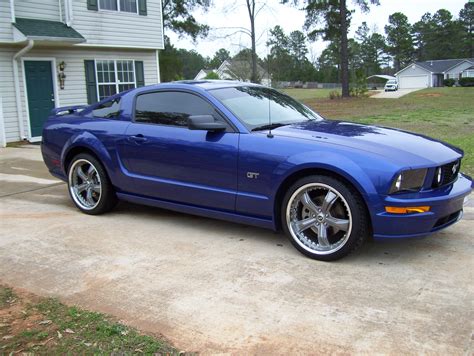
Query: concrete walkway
371,88,421,99
0,145,473,354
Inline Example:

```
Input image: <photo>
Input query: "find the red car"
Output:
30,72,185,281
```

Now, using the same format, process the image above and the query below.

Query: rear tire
67,153,117,215
281,175,369,261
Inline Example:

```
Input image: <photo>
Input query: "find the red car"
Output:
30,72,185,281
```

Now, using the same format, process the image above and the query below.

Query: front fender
276,150,379,200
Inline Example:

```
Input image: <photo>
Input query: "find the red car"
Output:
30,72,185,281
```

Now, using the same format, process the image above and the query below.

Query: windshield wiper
251,123,290,132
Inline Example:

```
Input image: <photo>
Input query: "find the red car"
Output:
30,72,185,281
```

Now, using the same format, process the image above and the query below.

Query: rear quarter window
92,98,121,119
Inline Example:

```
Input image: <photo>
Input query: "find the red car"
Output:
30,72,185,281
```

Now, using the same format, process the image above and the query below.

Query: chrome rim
286,183,352,255
68,159,102,210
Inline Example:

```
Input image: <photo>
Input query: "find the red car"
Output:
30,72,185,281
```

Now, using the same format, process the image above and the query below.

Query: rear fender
61,131,114,181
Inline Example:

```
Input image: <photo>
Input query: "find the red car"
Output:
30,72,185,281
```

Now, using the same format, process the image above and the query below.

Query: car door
119,90,239,211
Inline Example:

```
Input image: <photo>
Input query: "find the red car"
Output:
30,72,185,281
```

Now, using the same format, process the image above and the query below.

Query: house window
99,0,137,13
96,60,136,101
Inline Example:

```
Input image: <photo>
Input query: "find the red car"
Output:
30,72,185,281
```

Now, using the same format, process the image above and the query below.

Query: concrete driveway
371,88,421,99
1,145,473,354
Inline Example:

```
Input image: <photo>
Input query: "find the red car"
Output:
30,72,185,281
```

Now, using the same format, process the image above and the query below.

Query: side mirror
188,115,227,132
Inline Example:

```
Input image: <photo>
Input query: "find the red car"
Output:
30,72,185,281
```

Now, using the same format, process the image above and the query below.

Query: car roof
138,80,264,92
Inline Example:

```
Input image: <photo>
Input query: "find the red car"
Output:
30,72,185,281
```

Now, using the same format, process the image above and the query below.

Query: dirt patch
0,285,181,354
416,93,443,97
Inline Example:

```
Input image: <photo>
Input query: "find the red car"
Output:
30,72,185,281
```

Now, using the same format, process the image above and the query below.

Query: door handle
128,134,147,143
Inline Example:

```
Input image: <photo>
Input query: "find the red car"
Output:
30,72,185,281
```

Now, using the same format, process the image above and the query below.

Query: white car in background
384,79,399,91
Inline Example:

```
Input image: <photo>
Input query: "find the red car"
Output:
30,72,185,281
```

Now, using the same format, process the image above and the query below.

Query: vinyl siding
444,61,473,79
0,45,159,142
0,47,20,141
72,0,164,49
15,0,61,22
397,64,431,77
0,0,163,49
0,0,14,42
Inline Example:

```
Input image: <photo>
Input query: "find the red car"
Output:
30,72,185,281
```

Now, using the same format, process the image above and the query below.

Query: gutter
12,39,34,140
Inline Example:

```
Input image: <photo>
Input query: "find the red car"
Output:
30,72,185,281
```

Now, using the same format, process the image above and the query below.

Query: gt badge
247,172,260,179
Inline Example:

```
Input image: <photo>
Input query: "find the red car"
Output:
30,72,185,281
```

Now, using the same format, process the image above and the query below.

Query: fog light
385,206,430,214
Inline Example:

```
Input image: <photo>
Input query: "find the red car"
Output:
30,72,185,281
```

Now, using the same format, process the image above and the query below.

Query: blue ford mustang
41,81,473,261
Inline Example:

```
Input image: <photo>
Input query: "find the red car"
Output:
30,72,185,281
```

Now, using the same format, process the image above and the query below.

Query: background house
395,58,474,89
194,59,272,87
0,0,164,146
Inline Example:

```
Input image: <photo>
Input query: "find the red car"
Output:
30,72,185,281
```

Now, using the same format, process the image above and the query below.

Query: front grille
432,160,460,188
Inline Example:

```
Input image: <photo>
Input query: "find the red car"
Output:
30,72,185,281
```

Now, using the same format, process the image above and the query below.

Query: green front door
24,61,55,137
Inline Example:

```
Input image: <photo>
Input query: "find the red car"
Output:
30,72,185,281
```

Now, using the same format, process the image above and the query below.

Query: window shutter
135,61,145,87
138,0,147,15
87,0,99,11
84,60,98,104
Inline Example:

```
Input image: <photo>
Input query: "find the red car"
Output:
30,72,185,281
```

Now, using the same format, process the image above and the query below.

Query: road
1,145,473,354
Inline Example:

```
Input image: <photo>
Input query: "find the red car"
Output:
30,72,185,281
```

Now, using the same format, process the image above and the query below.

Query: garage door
398,75,429,89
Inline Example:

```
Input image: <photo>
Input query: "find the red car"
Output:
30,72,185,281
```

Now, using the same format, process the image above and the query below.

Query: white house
395,58,474,89
0,0,164,146
194,59,272,87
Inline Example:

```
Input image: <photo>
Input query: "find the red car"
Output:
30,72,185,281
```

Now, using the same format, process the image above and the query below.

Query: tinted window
135,91,227,128
211,86,322,130
92,97,121,118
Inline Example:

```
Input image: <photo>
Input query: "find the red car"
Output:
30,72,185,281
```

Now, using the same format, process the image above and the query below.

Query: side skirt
116,192,276,230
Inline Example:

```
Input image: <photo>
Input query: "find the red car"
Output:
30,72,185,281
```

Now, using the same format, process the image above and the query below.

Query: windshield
386,80,397,84
210,86,323,130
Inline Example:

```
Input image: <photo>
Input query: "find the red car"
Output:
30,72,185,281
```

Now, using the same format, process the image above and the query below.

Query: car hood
271,120,462,167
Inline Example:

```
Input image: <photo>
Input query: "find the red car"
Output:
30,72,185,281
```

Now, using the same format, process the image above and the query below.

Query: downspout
58,0,63,23
0,96,6,147
64,0,73,27
10,0,15,23
13,39,34,140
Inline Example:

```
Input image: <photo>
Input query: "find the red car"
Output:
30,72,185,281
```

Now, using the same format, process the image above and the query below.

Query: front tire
67,153,117,215
281,175,369,261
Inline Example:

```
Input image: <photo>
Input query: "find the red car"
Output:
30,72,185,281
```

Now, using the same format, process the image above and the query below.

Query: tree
355,22,388,75
283,0,380,98
177,49,208,79
385,12,414,71
266,26,293,81
265,26,318,82
412,10,464,61
209,48,231,68
162,0,211,40
245,0,259,83
159,38,184,82
459,2,474,57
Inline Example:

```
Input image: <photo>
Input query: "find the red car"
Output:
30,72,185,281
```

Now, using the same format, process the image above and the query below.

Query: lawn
0,285,179,354
282,88,336,101
285,87,474,176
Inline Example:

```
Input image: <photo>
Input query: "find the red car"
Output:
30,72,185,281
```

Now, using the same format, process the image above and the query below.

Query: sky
168,0,468,63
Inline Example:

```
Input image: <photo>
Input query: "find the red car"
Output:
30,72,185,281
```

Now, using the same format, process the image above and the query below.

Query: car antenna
267,91,273,138
266,29,274,139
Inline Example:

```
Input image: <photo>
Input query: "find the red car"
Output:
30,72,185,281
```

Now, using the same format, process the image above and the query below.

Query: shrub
329,90,341,100
459,77,474,87
443,78,455,87
204,71,220,80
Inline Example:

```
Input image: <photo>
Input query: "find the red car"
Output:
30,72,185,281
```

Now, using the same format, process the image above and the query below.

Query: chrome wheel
286,183,352,255
68,159,102,211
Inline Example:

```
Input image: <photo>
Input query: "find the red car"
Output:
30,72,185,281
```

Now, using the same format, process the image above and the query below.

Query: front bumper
372,173,473,239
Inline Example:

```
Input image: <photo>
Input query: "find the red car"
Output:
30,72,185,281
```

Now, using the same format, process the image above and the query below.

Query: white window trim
98,0,139,14
95,59,137,101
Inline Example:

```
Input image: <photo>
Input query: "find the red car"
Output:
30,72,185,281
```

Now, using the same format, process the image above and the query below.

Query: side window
134,91,230,129
92,98,121,118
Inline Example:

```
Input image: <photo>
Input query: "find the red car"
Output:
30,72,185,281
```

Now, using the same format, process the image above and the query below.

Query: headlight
389,169,427,194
